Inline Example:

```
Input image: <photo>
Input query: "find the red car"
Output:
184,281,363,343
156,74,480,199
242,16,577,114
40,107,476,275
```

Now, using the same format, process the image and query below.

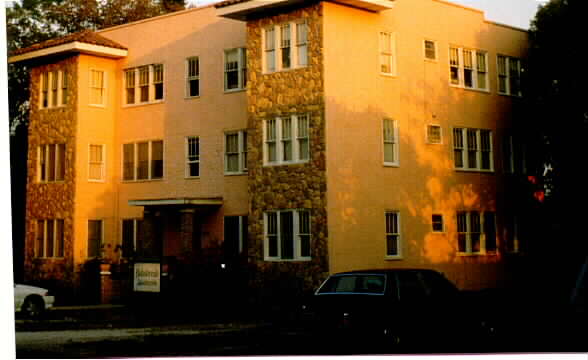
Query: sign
134,262,161,292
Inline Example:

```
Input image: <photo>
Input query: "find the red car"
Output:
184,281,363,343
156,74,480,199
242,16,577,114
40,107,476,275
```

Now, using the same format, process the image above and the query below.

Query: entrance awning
128,197,223,207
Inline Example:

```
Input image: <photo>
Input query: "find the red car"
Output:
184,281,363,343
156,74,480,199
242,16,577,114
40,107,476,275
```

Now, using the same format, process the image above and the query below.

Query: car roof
332,269,440,276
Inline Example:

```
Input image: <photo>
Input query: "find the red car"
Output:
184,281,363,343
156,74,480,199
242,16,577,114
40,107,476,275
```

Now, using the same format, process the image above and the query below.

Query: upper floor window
40,70,68,109
123,140,164,181
225,131,247,174
38,143,66,182
456,211,496,255
186,57,200,98
35,219,65,258
424,40,437,61
380,32,396,76
264,209,311,261
61,71,68,105
124,64,165,105
432,214,444,232
497,55,522,96
88,144,105,181
453,128,493,172
264,114,309,166
41,72,49,108
224,48,246,91
503,134,527,174
383,118,399,165
263,20,308,73
427,124,442,144
449,46,488,91
186,136,200,178
90,69,105,106
51,70,59,107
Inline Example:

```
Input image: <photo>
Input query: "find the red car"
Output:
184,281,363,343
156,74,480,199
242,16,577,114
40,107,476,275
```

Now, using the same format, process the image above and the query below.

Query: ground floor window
385,211,401,258
224,216,248,258
88,220,103,258
35,219,64,258
122,219,143,258
264,210,310,261
456,211,496,254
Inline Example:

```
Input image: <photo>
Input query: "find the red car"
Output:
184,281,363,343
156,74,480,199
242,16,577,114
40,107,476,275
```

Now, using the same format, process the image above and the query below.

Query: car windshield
318,274,386,294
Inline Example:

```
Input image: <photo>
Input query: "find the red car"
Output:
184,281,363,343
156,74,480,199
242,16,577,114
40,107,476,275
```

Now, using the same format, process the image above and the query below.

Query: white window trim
423,39,437,62
224,48,246,93
383,118,399,167
88,144,106,182
224,130,247,175
263,115,309,166
379,31,397,77
185,56,200,99
449,46,489,92
89,68,107,107
453,127,494,172
385,210,402,260
456,211,496,256
87,219,104,259
122,64,165,107
262,20,309,74
185,136,200,178
497,55,522,97
263,209,311,261
122,140,165,182
426,124,443,145
36,219,65,259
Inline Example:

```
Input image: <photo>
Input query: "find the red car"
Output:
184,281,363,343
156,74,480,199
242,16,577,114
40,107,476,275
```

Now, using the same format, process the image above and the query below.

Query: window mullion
293,210,299,260
277,117,283,164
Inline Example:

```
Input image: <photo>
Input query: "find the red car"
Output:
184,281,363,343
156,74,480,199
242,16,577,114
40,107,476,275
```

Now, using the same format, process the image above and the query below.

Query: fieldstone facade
25,55,78,289
246,3,329,293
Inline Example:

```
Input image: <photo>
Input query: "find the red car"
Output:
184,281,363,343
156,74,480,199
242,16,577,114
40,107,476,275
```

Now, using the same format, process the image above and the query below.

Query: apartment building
9,0,529,300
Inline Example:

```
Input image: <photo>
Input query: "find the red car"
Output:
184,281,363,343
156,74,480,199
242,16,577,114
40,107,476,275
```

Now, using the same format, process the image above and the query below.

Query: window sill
498,92,523,98
454,168,495,174
380,72,397,78
185,176,200,180
34,257,66,260
224,171,248,176
122,178,164,183
88,179,106,183
39,105,67,110
37,180,66,184
224,88,246,94
457,252,497,257
424,58,438,63
264,258,311,262
185,95,201,100
262,65,308,75
385,256,403,261
449,84,491,94
264,161,309,167
89,104,106,108
123,100,164,108
383,162,399,168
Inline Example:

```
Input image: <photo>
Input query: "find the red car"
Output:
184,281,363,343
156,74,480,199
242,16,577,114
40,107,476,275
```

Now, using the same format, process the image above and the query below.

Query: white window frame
426,124,443,144
456,211,496,255
385,211,402,259
383,118,399,166
453,127,494,172
122,140,164,182
123,64,165,106
264,209,311,261
224,48,247,92
225,130,247,175
37,143,66,183
186,56,200,98
262,20,309,74
379,31,397,76
89,68,106,107
449,46,489,91
88,144,105,182
185,136,200,178
423,39,437,61
35,219,65,258
87,219,104,259
263,115,310,166
497,54,522,97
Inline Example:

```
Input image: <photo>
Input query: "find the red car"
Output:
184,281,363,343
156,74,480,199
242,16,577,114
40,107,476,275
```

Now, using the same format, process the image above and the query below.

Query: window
427,124,442,144
186,57,200,97
122,219,143,258
456,211,496,254
35,219,64,258
263,20,309,73
61,71,68,105
264,115,309,165
264,210,311,261
124,64,165,105
504,134,527,174
424,40,437,60
51,70,58,107
122,140,164,181
380,31,396,75
90,69,105,105
383,118,399,165
497,55,522,96
453,128,493,171
449,47,488,90
317,274,386,294
38,144,66,182
385,211,401,257
186,137,200,178
224,48,247,91
225,131,247,174
41,72,49,108
506,215,524,253
432,214,444,232
88,220,103,258
88,144,105,181
224,216,248,257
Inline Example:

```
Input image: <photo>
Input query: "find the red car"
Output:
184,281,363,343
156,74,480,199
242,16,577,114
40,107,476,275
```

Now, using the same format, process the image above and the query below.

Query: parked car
14,284,55,318
303,269,490,351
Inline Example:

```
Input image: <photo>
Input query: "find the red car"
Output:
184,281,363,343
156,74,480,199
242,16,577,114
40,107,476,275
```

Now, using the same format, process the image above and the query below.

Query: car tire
22,296,45,318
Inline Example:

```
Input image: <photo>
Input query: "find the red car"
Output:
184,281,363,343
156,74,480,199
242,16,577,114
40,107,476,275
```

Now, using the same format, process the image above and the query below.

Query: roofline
432,0,483,15
485,20,528,33
97,5,217,35
8,41,128,63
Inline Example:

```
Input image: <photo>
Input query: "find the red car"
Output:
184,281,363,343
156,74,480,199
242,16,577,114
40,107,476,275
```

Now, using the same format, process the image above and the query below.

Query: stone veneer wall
246,3,329,293
24,56,78,290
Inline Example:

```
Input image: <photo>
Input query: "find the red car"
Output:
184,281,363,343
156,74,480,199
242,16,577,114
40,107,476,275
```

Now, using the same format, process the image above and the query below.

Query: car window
317,274,386,294
356,275,385,294
397,271,428,301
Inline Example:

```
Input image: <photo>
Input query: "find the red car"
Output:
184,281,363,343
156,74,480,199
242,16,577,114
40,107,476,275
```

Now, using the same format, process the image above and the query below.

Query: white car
14,284,55,317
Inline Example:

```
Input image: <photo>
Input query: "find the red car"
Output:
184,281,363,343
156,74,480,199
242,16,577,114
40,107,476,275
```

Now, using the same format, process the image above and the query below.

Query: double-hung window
264,115,309,165
453,128,493,171
186,136,200,178
35,219,64,258
186,57,200,97
123,140,164,181
38,144,66,182
383,118,399,165
503,134,527,174
88,144,105,181
225,131,247,174
497,55,522,96
88,219,103,258
385,211,401,258
224,48,247,91
380,32,396,76
40,70,68,108
90,69,105,106
427,124,442,144
122,219,143,258
449,46,488,90
263,20,308,73
264,209,311,261
456,211,496,254
124,64,165,105
424,40,437,61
